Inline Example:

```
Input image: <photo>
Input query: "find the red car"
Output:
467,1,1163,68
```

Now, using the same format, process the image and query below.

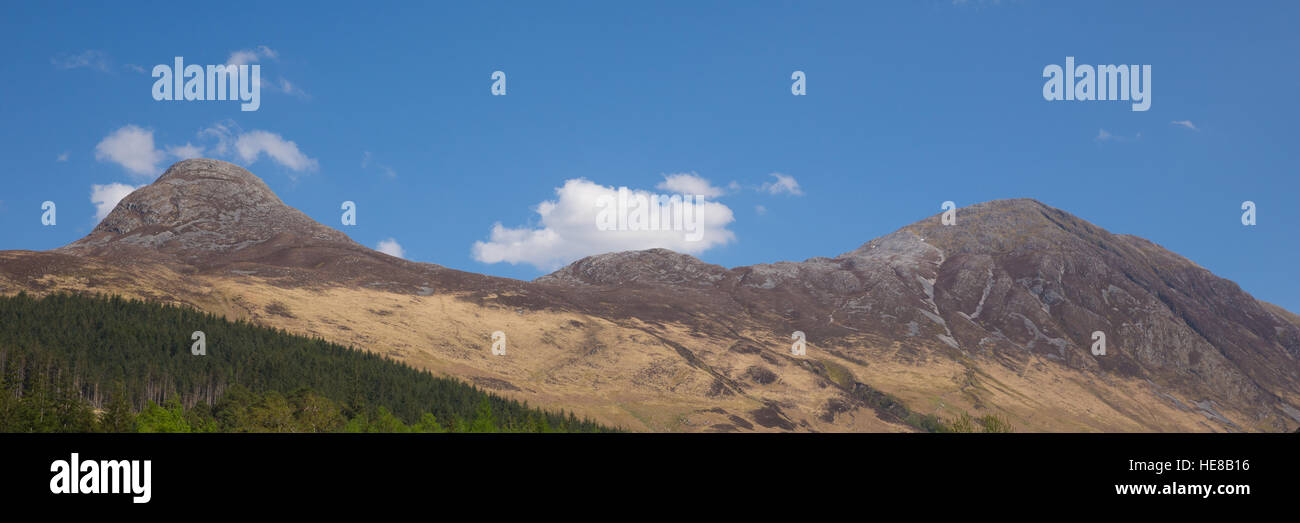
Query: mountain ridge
3,158,1297,432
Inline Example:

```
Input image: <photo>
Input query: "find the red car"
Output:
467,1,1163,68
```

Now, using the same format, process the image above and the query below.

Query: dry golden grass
0,253,1250,433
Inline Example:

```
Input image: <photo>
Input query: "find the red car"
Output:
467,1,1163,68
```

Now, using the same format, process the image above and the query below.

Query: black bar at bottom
3,433,1291,513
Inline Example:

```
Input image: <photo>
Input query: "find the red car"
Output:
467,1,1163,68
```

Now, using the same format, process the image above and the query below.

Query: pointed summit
59,158,357,266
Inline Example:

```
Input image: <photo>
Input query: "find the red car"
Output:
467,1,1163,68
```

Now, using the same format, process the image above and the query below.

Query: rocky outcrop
537,198,1300,430
536,248,729,287
59,159,359,266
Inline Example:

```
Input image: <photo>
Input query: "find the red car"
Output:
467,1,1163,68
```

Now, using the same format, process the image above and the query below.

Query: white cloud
56,152,69,162
755,205,767,215
227,45,277,66
760,173,803,195
234,130,319,173
472,178,736,270
189,121,320,176
199,120,238,156
274,77,309,98
52,50,111,72
375,238,405,259
95,121,318,179
227,50,260,67
167,143,204,160
227,48,270,95
1096,129,1113,141
1171,120,1198,131
90,183,142,221
226,46,306,99
94,125,166,178
655,172,725,198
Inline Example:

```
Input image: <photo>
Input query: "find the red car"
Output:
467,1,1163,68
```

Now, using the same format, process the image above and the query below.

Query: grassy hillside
0,292,612,433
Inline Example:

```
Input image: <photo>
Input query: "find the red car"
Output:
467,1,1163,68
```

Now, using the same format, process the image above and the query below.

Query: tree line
0,292,612,433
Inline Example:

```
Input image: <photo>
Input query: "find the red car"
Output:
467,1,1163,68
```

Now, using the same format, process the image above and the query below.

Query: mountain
3,159,1297,432
60,158,358,264
538,200,1300,430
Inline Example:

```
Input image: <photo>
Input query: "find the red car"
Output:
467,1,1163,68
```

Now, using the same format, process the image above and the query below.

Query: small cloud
95,120,316,180
256,45,279,60
227,45,277,66
56,152,69,163
198,120,238,156
656,172,724,197
193,120,318,177
1096,129,1113,141
1171,120,1199,131
94,125,165,178
226,46,306,100
227,50,259,67
167,143,204,160
51,50,111,72
234,130,319,174
375,238,405,259
274,77,309,98
755,205,767,215
123,64,146,74
90,183,142,221
760,173,803,196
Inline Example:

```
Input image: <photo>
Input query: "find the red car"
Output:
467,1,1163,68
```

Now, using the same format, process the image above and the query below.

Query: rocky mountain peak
59,158,357,265
531,198,1300,431
155,157,276,191
536,248,728,286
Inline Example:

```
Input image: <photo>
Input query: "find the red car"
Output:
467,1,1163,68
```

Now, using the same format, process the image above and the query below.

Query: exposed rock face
53,159,485,292
536,248,728,287
60,159,359,266
903,200,1300,418
537,199,1300,429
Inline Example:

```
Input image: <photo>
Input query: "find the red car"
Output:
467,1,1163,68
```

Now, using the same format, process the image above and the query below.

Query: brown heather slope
2,159,1297,432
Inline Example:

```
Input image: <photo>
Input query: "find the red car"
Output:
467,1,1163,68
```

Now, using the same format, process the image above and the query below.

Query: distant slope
1262,301,1300,330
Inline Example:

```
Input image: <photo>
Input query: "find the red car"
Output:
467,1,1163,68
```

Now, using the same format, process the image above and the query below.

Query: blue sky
1,1,1297,311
